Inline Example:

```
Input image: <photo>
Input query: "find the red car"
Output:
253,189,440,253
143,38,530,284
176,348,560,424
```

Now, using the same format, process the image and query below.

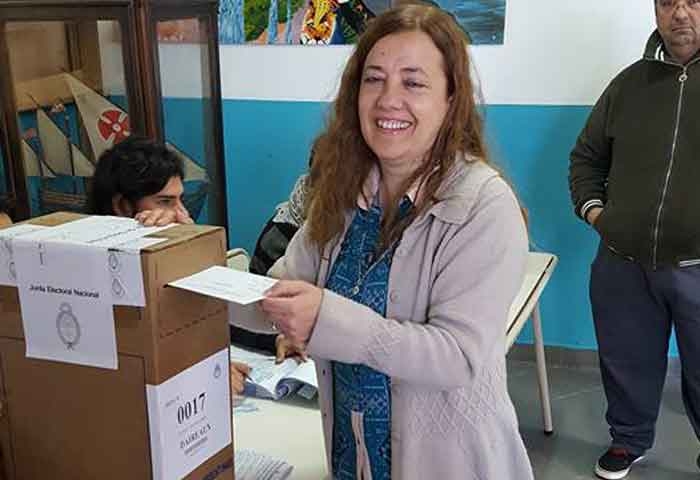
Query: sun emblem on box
56,302,81,350
7,259,15,280
111,277,125,298
108,251,121,273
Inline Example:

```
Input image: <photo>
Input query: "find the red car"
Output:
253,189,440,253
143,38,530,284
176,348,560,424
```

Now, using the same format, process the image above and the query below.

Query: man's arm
569,81,617,223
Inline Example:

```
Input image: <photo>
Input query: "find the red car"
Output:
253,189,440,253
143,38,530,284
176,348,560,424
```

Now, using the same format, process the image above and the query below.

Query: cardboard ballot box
0,213,234,480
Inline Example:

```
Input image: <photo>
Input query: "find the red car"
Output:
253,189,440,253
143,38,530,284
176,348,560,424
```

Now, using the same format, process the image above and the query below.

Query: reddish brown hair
307,3,488,249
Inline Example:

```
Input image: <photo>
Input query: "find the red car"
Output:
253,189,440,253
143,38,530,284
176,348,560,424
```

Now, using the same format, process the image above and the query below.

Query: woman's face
358,30,450,173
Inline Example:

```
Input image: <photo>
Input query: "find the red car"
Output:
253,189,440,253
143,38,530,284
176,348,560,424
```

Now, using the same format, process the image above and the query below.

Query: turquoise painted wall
220,99,680,356
10,97,678,354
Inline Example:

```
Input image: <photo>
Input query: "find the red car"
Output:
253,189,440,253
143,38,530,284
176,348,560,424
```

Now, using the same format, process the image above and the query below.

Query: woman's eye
405,80,426,89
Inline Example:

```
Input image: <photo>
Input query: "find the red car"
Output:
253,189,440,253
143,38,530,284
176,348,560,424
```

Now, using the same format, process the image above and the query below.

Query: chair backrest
506,252,558,350
226,248,250,272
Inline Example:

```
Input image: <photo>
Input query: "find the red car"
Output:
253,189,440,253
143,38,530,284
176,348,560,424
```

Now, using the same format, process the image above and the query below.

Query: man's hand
275,334,308,364
586,207,604,226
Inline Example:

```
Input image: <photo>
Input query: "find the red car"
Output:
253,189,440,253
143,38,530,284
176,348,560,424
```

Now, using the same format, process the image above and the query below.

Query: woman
261,4,533,479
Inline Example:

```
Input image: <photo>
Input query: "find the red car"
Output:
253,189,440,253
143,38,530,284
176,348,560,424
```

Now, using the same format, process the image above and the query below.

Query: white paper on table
0,224,49,286
13,239,117,369
283,358,318,388
146,348,232,480
234,450,293,480
169,266,278,305
229,346,317,400
230,346,300,397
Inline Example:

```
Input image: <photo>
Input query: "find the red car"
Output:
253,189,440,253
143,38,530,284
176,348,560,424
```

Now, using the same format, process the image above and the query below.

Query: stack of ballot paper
230,346,318,400
235,449,293,480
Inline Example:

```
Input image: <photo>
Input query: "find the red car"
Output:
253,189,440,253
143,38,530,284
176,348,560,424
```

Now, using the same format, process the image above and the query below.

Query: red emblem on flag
97,109,130,144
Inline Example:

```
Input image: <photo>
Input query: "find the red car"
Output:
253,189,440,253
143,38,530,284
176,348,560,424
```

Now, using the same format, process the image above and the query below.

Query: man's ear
111,194,134,217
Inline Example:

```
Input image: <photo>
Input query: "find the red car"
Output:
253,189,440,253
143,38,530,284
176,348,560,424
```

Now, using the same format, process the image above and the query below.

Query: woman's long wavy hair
306,3,489,250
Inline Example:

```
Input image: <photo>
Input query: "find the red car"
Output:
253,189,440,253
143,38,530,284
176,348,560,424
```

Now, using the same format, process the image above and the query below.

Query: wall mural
157,0,506,46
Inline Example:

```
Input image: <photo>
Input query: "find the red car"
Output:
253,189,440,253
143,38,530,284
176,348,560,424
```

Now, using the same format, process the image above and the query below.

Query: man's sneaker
594,447,645,480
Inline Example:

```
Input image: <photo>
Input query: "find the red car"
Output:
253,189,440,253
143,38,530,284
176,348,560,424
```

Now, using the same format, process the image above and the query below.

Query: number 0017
177,392,206,424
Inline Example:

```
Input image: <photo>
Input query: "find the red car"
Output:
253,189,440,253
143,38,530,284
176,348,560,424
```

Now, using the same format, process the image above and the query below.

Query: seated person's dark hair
87,136,184,215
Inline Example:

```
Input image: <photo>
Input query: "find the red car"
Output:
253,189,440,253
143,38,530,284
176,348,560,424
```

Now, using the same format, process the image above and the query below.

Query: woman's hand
260,280,323,346
275,334,308,364
230,360,251,395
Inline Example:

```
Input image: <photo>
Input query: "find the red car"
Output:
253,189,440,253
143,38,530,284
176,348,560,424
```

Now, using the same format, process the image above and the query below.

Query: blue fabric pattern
327,199,411,480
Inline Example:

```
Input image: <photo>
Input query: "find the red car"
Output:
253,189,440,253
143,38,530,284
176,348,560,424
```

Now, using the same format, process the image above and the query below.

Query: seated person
87,136,193,226
89,137,299,394
248,171,309,275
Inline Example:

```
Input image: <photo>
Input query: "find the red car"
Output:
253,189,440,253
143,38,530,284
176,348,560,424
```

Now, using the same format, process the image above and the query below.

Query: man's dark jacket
569,31,700,268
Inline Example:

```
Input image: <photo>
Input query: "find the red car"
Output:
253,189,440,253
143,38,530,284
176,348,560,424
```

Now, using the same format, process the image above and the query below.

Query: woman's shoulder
430,157,517,225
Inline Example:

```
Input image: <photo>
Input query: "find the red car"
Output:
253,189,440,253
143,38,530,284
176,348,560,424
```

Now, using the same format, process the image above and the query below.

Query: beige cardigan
276,159,533,480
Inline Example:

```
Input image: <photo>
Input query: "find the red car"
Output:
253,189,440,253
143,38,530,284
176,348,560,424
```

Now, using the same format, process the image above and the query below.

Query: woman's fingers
264,280,307,298
275,336,288,364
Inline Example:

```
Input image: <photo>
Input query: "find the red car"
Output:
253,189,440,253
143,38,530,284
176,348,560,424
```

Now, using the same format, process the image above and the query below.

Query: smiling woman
259,3,533,480
357,29,451,195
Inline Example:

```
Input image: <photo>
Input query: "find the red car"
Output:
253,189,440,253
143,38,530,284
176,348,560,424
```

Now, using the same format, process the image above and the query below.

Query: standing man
569,1,700,479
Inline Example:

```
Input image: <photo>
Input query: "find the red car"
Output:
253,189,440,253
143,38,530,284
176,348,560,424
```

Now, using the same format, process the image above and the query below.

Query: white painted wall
217,0,656,105
98,0,657,105
97,20,127,97
157,44,207,98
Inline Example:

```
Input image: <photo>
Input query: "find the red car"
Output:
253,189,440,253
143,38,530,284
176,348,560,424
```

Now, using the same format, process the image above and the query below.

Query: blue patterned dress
327,199,411,480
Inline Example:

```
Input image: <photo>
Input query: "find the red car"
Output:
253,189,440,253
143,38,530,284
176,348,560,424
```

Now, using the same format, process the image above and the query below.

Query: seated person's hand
230,360,251,395
0,212,12,227
275,334,308,364
135,205,193,226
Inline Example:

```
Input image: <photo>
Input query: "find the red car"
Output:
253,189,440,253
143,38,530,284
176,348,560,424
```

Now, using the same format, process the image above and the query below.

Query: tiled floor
508,360,699,479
